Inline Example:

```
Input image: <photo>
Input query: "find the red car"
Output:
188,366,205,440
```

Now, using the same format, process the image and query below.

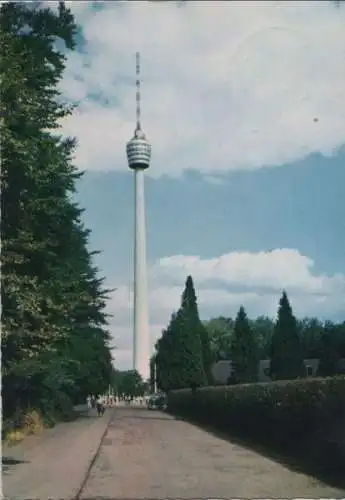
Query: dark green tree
181,276,213,383
1,1,113,423
149,354,156,393
167,310,206,390
117,370,145,398
155,311,189,391
317,321,341,376
270,291,304,380
155,276,207,391
155,315,174,392
203,316,233,361
298,317,324,358
250,316,274,359
231,306,259,383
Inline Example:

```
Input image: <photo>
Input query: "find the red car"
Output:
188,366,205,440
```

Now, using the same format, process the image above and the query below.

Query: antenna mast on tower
136,51,141,131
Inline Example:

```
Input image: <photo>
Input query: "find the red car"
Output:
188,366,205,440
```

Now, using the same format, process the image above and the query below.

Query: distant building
212,358,345,385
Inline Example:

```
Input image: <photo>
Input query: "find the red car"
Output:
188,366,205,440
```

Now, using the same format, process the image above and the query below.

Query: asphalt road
80,408,345,499
3,406,345,499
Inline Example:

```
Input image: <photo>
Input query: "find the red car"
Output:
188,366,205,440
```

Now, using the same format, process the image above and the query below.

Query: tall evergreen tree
155,276,207,391
181,276,213,384
1,1,113,421
169,309,206,390
270,291,304,380
155,313,177,392
231,306,259,383
155,310,200,391
317,321,340,376
149,354,156,393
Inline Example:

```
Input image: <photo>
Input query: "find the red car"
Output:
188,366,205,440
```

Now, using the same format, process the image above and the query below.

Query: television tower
126,53,151,381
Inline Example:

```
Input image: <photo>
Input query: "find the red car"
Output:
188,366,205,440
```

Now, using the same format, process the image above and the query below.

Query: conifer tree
181,276,213,384
155,312,184,391
149,354,156,393
317,321,340,376
270,291,304,380
155,276,207,391
231,306,259,383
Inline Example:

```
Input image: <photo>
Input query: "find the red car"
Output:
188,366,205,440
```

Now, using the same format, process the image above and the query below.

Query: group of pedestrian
86,394,148,413
86,394,105,416
119,396,149,406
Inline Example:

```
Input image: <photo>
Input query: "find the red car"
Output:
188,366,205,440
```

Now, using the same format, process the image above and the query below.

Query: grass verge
3,405,79,446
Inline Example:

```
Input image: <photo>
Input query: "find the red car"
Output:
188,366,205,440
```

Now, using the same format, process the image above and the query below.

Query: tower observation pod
126,127,152,170
126,52,151,381
126,52,152,170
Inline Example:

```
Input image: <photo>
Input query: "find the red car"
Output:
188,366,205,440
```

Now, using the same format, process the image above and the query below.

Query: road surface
3,407,344,499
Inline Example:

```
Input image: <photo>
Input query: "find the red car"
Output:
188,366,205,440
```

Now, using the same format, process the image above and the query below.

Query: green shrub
3,409,45,445
168,376,345,447
3,391,76,445
53,391,75,421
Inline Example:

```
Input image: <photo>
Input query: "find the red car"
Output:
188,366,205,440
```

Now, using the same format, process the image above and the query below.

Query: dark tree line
111,369,148,399
154,276,345,390
205,310,345,370
1,2,114,427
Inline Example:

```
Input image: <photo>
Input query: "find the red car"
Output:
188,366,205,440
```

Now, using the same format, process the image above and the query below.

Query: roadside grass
3,405,80,446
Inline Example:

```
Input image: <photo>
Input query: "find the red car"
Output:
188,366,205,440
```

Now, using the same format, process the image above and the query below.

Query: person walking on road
86,395,92,409
90,395,96,409
96,395,105,416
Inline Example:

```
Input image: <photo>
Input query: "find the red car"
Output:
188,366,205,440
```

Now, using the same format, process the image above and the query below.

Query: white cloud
58,1,345,178
107,247,345,370
154,248,345,294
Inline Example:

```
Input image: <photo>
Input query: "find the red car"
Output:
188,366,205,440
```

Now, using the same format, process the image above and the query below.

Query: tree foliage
112,370,146,398
205,313,345,366
1,1,113,424
181,276,213,384
231,306,259,383
269,291,304,380
149,354,156,393
156,271,345,389
317,321,342,376
203,317,233,360
155,276,207,391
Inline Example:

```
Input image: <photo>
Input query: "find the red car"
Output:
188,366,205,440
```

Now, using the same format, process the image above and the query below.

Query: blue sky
59,1,345,370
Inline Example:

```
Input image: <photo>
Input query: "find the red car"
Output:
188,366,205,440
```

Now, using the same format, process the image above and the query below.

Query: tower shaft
133,168,149,380
126,52,151,381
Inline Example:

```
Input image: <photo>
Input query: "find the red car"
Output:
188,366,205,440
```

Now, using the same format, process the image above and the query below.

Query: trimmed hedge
168,376,345,448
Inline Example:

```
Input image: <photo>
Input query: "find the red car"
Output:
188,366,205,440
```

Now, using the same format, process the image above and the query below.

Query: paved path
2,407,112,500
81,408,345,499
2,407,345,499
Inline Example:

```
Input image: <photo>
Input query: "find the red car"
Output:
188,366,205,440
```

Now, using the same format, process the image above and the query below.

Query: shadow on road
75,413,100,420
110,414,178,423
73,408,114,420
110,407,179,421
176,416,345,492
2,456,29,474
2,457,28,465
